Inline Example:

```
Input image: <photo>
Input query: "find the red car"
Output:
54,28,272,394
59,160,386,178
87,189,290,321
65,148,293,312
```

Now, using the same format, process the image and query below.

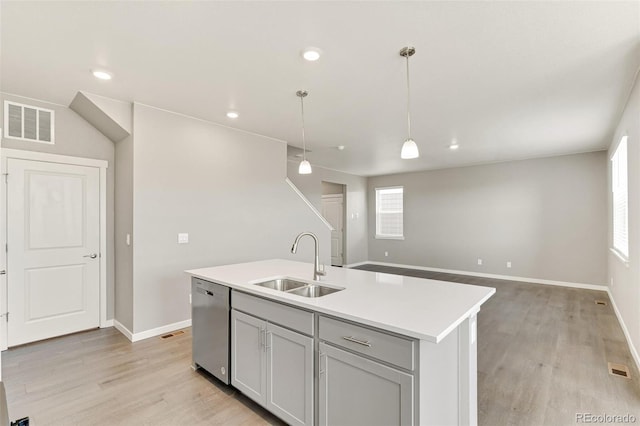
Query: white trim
114,319,192,343
364,261,608,291
99,166,108,327
375,235,405,240
606,288,640,373
101,319,114,328
344,261,369,268
114,320,134,341
609,247,630,268
1,149,108,169
286,178,334,231
0,149,109,347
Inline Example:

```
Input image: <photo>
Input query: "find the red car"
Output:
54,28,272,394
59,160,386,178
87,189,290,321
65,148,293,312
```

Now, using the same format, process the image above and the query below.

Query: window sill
375,235,405,240
610,248,629,268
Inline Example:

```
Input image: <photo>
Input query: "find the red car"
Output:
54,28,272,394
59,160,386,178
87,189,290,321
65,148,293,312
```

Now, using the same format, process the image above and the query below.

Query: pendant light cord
406,52,412,141
300,95,307,161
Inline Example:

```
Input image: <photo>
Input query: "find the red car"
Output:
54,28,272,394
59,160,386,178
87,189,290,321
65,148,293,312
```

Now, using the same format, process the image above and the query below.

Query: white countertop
186,259,495,343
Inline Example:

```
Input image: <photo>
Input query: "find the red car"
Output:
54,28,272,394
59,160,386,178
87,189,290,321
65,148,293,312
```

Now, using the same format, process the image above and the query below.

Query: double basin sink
254,278,343,298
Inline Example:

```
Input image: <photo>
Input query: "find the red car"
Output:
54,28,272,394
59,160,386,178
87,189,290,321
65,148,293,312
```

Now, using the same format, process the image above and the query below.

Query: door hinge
0,270,5,275
1,312,9,321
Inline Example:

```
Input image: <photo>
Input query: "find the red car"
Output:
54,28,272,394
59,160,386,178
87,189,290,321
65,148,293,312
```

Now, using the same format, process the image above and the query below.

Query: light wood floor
3,265,640,425
355,264,640,425
2,327,284,425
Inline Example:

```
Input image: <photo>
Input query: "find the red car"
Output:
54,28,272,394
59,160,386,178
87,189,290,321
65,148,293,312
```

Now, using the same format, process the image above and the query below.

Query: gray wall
368,151,608,285
288,161,368,265
0,93,116,320
608,71,640,362
114,134,134,330
130,104,329,333
322,181,344,195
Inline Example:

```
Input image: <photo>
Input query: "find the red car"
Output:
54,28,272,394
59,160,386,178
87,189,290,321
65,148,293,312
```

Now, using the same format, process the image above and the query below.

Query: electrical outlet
189,294,192,304
477,258,483,266
506,261,512,268
610,277,614,287
384,251,389,257
178,233,189,244
126,233,131,246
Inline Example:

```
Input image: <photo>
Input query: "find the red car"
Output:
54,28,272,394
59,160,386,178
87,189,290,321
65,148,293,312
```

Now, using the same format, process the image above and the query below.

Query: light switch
126,234,131,246
178,233,189,244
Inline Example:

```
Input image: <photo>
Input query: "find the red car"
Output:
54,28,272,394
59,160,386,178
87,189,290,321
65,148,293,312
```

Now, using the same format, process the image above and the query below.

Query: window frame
611,135,629,263
375,186,405,240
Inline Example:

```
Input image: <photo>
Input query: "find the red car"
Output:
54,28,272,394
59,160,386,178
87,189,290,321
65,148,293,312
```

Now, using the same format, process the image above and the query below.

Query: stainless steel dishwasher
192,277,230,384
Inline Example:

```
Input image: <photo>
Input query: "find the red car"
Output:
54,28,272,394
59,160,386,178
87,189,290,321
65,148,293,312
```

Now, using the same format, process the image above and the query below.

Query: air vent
160,330,185,339
595,300,608,306
4,101,54,144
608,362,630,379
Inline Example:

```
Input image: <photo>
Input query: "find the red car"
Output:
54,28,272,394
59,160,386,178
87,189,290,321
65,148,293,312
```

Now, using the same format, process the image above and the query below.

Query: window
612,136,628,259
375,187,404,239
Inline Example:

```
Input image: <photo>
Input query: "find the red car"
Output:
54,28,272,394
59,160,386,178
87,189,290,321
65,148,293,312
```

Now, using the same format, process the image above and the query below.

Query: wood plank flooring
3,265,640,425
354,264,640,425
2,327,284,425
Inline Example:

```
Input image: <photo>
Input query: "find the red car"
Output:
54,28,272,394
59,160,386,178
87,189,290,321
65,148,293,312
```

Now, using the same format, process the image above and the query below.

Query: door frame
0,148,109,350
321,192,347,266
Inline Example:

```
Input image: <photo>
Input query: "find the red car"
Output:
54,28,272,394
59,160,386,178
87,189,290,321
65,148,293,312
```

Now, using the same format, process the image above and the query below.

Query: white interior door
7,158,100,346
321,194,344,266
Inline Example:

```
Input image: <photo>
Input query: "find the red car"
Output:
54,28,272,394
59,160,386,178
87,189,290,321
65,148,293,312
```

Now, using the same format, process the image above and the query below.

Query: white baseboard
100,319,114,328
114,319,192,343
364,261,608,292
606,288,640,373
345,261,369,268
113,319,134,341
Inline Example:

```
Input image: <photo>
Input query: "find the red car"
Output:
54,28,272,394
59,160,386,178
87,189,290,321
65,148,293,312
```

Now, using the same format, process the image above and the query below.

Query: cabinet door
319,342,414,426
266,323,314,426
231,310,266,406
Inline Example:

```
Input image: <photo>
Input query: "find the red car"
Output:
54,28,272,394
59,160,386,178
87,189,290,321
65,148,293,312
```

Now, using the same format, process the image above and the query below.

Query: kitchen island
186,259,495,426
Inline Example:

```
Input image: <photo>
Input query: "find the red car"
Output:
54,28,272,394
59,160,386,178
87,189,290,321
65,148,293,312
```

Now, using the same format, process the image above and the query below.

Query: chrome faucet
291,232,326,281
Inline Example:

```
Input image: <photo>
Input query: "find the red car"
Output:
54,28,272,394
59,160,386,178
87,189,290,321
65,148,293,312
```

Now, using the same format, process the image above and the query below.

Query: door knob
83,253,98,259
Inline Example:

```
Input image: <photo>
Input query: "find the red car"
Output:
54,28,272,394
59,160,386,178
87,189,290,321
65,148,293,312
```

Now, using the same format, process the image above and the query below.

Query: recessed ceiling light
226,111,239,119
449,143,460,150
92,70,112,80
302,47,322,62
337,145,345,151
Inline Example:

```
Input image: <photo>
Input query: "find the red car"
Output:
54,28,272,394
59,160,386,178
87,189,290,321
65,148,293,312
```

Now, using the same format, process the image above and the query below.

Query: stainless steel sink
254,278,344,298
254,278,307,292
287,285,343,298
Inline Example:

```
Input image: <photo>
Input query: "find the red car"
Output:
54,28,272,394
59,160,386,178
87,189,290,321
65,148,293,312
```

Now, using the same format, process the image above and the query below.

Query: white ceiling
1,1,638,176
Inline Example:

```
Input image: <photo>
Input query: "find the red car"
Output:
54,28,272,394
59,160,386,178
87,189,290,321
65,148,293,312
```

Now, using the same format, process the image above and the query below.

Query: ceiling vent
4,101,55,144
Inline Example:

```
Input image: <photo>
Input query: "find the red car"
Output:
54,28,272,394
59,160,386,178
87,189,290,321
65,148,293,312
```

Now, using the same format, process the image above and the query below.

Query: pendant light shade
298,160,312,174
401,139,419,159
296,90,313,174
400,46,419,159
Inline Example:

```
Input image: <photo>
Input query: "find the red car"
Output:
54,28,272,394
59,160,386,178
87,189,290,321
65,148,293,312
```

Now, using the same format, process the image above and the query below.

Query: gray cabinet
266,322,313,426
318,342,414,426
231,292,314,426
231,309,266,405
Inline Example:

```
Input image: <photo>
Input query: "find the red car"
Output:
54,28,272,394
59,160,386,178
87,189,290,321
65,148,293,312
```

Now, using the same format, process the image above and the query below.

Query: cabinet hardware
342,336,372,347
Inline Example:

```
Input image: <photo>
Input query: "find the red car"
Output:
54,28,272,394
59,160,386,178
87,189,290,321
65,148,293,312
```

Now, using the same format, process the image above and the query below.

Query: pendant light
296,90,312,174
400,46,419,159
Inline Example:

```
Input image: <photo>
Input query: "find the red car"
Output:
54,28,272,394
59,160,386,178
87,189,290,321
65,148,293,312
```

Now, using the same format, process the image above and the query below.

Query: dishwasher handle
196,286,215,297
